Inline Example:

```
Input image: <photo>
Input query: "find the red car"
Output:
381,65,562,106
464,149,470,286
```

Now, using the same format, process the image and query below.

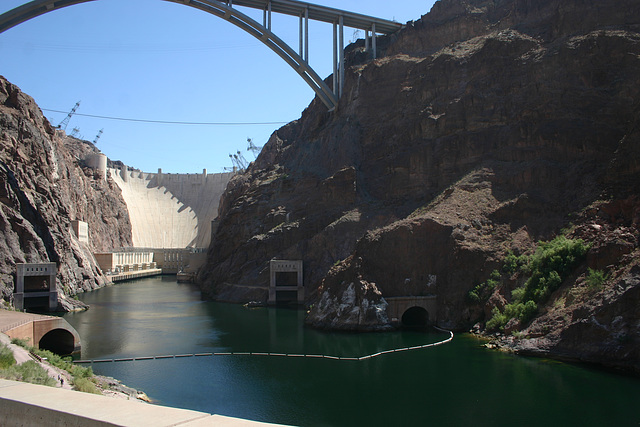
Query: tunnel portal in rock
38,329,76,355
385,296,437,328
401,306,430,328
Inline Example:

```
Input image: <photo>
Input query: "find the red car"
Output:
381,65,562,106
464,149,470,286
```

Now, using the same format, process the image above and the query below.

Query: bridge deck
231,0,403,33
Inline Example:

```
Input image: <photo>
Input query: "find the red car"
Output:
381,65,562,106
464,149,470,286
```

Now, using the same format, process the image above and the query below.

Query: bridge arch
0,0,344,109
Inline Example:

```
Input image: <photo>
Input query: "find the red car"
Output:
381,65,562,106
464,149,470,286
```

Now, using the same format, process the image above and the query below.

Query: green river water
63,276,640,426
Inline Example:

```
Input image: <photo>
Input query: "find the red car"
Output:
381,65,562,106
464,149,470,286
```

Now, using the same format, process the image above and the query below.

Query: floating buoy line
74,327,453,364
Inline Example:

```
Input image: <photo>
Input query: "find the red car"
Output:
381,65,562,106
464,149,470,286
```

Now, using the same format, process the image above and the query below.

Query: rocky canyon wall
199,0,640,373
0,76,132,310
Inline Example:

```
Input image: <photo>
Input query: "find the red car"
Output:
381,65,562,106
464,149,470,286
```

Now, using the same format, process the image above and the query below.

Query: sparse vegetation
502,251,528,275
586,268,608,289
11,341,93,380
10,338,30,347
521,237,589,303
9,340,98,393
0,345,57,387
485,236,590,332
0,343,16,369
468,269,501,303
72,377,101,394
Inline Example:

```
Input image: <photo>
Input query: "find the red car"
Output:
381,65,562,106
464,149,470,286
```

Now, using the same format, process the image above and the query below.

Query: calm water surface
64,277,640,427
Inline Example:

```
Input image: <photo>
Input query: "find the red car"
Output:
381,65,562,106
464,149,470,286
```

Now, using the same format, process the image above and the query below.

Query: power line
42,108,288,126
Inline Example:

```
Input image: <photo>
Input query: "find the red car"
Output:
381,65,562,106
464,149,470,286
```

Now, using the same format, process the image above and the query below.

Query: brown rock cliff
0,76,132,310
199,0,640,372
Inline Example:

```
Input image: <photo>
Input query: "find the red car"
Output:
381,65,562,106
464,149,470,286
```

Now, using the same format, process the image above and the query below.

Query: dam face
109,168,233,248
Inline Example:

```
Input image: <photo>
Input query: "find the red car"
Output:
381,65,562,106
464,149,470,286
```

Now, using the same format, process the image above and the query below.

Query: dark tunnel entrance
401,306,430,329
39,329,76,355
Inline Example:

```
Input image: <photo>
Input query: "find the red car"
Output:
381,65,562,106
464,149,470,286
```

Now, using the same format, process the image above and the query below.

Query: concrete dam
109,167,233,249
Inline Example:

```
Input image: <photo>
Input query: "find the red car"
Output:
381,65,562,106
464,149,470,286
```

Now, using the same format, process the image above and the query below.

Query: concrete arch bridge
0,0,403,110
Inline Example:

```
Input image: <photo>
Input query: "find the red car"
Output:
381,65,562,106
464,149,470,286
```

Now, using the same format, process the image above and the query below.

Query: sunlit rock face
200,0,640,372
0,76,132,310
308,259,392,332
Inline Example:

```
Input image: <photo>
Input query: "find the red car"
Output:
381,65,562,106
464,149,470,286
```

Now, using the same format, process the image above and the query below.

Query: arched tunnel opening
401,306,430,329
38,329,76,356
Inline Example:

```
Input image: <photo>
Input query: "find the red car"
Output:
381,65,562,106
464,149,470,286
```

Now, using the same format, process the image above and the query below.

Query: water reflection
64,277,640,427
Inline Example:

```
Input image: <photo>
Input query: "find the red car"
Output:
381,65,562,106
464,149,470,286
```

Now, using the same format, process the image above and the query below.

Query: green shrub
0,343,16,369
467,270,501,303
0,361,57,387
586,268,608,289
30,348,93,379
485,307,508,331
486,301,538,332
10,338,30,348
502,251,528,274
506,300,538,323
73,377,101,394
511,287,525,301
522,237,589,303
486,236,588,332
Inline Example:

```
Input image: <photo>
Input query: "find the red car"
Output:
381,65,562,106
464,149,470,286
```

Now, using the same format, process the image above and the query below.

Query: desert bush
0,343,16,369
467,270,501,303
0,361,57,387
502,251,528,274
486,236,588,331
73,377,101,394
30,348,93,379
522,236,589,303
586,268,608,289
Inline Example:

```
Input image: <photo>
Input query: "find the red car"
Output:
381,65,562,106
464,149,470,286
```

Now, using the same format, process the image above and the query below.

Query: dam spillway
109,167,233,249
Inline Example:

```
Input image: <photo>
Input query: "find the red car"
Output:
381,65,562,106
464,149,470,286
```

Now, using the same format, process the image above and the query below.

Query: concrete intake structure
109,168,233,249
13,263,58,312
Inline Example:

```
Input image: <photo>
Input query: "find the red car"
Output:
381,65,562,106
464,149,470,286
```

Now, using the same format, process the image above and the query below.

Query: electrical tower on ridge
58,101,80,131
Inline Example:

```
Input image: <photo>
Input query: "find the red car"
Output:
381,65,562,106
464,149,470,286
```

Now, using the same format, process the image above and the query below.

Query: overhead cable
42,108,288,126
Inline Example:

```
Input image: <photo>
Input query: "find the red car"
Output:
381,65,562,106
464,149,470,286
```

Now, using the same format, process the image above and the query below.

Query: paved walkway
0,379,284,426
0,333,72,390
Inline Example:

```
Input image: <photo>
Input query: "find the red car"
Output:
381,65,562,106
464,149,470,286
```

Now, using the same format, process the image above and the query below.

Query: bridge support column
264,1,272,31
372,23,377,59
332,17,344,98
299,8,309,62
304,8,309,62
333,21,338,96
339,15,344,97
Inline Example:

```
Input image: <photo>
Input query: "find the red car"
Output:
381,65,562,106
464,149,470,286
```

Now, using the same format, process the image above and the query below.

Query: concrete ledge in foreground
0,379,285,426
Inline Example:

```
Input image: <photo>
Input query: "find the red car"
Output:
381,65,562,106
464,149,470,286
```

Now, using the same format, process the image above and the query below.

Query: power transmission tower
246,137,262,159
58,101,80,130
228,151,248,171
93,128,104,145
70,127,81,138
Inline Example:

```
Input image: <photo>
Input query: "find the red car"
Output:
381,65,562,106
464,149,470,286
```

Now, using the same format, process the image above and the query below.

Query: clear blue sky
0,0,435,173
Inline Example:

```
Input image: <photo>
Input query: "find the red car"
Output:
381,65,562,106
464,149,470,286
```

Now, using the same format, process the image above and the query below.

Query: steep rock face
493,198,640,373
200,0,640,371
0,76,132,310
